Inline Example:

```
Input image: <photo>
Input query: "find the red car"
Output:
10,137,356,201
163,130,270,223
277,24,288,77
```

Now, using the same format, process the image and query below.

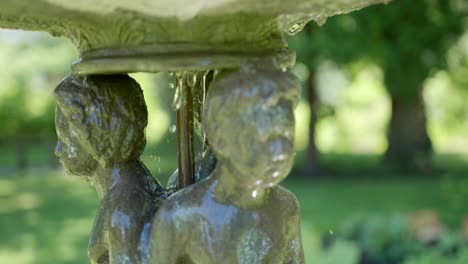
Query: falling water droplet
200,70,211,149
252,190,258,198
186,72,198,87
169,124,176,133
172,74,183,110
202,71,208,106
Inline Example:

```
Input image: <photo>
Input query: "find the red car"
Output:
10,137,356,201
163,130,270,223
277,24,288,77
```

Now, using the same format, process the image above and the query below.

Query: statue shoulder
158,179,213,214
270,186,301,215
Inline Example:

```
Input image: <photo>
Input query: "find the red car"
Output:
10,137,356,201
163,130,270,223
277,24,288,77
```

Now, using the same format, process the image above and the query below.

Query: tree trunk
302,71,321,177
384,88,433,172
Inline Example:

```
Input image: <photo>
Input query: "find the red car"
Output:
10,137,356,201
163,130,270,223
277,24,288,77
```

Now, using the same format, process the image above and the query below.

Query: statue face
223,97,296,188
205,67,300,189
55,107,97,177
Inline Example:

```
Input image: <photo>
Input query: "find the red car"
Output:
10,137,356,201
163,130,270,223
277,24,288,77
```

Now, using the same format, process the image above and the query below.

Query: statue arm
89,197,142,264
150,207,180,264
286,225,305,264
285,197,305,264
88,204,109,264
106,199,145,264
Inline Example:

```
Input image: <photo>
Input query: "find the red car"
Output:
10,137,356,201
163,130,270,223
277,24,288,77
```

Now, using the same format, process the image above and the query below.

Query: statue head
54,74,148,176
203,64,300,188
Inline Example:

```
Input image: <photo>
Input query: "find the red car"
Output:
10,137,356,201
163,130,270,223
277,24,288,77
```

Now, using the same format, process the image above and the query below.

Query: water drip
200,70,213,154
172,74,183,110
169,124,176,133
314,15,328,27
186,72,198,87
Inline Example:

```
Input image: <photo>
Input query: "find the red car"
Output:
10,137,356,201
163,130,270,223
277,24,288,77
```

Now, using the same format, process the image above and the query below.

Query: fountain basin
0,0,389,73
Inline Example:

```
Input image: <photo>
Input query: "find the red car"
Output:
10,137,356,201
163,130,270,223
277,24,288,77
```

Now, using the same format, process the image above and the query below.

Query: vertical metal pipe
177,73,195,188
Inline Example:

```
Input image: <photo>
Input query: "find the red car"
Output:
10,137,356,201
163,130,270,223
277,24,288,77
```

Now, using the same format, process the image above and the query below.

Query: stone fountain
0,1,390,263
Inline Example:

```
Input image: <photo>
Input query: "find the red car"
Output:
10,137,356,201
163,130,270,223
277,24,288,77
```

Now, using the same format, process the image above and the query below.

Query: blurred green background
1,1,468,263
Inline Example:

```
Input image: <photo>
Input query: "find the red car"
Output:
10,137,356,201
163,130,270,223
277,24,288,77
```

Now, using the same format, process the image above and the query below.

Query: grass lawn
0,170,466,264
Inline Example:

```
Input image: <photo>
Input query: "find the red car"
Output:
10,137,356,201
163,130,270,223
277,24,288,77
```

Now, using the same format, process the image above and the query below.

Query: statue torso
152,178,301,264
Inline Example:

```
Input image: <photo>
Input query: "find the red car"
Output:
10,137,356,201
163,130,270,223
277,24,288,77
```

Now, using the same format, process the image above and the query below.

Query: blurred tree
0,31,77,170
289,28,322,177
291,0,465,172
366,0,463,172
0,77,29,169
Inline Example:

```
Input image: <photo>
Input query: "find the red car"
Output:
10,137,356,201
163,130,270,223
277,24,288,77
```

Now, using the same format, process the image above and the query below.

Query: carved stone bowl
0,0,388,72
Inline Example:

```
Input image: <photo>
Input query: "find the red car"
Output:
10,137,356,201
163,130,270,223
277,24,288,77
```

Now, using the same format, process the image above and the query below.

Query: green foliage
0,32,77,142
403,247,468,264
328,214,468,264
336,214,418,263
290,0,465,98
447,26,468,91
0,77,28,140
318,238,361,264
3,169,468,264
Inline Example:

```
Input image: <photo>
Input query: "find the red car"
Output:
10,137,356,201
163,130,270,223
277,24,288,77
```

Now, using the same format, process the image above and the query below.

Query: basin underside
72,45,296,74
0,0,388,56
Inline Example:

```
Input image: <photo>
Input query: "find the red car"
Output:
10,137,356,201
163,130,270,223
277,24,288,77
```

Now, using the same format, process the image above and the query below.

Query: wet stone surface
55,74,171,263
53,63,305,263
0,0,389,52
148,63,304,264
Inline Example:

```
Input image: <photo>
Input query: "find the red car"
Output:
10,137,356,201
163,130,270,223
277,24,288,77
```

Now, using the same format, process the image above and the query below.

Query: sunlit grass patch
0,171,467,263
0,172,97,264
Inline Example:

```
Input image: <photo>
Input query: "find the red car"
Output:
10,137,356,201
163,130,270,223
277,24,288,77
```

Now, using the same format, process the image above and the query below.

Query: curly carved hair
55,74,148,167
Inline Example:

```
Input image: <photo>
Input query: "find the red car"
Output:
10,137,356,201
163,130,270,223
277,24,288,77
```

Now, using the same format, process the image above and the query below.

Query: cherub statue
149,64,305,264
54,74,168,264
